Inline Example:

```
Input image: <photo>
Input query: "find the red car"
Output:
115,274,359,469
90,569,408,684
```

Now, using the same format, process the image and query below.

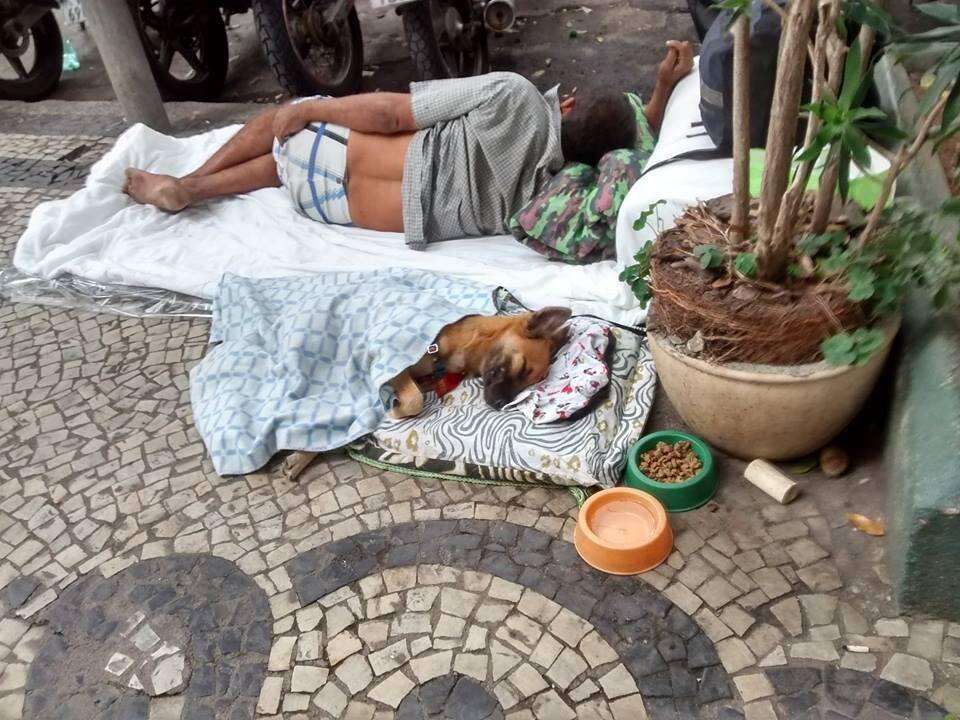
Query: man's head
560,91,637,167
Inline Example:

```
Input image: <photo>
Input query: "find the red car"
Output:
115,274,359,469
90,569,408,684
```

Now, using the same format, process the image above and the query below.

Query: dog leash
491,286,647,338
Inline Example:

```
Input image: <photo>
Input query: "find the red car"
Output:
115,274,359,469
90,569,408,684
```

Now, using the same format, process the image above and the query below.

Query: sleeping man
124,41,693,250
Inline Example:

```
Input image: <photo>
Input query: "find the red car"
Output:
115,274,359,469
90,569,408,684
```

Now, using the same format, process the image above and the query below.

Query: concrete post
82,0,171,132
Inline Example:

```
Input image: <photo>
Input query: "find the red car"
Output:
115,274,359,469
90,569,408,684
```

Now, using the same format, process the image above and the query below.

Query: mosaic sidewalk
1,125,959,720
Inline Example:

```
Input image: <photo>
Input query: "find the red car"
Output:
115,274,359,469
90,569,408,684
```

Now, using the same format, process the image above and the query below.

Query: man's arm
644,40,694,133
273,92,416,140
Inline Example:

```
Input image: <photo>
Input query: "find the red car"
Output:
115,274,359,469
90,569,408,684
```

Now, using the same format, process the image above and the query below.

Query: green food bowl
625,430,717,513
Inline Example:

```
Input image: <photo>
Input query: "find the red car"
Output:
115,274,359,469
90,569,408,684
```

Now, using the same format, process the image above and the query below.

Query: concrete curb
874,56,960,621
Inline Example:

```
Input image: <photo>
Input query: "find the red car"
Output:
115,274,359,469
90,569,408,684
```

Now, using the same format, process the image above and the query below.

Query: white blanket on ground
13,124,644,323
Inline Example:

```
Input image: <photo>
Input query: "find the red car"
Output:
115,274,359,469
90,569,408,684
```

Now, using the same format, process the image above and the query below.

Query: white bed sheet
14,123,644,323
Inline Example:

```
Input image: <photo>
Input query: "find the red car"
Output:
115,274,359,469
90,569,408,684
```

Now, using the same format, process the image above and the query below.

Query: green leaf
838,146,851,201
733,252,759,278
693,244,724,270
822,328,885,366
839,38,863,110
915,1,960,24
942,78,960,132
799,232,844,257
943,198,960,215
632,199,666,232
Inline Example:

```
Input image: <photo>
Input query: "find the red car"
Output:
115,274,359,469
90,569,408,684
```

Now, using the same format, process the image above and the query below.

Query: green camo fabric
508,92,655,264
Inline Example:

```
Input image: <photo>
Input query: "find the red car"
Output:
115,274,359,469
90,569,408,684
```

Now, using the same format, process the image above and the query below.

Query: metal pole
82,0,171,132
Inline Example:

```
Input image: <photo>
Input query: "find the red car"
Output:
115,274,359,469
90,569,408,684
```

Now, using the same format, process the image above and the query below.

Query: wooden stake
731,13,752,244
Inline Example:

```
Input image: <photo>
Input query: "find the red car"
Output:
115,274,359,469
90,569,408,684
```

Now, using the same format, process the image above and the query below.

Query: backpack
698,0,785,152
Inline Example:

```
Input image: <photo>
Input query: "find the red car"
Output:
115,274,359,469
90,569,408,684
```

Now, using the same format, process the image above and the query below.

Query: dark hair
560,91,637,167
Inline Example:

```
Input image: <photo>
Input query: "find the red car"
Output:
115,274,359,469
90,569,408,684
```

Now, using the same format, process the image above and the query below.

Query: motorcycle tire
0,11,63,102
134,3,229,101
252,0,362,97
403,0,489,81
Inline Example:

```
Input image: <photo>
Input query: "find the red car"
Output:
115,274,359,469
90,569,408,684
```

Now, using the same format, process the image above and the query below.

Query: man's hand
273,103,310,142
657,40,694,87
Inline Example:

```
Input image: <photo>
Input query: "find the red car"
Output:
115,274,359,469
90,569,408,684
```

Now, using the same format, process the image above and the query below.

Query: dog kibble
639,441,702,483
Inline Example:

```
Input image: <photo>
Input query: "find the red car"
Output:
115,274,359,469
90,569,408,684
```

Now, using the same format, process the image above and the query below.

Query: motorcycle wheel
131,1,229,101
253,0,362,97
0,11,63,102
403,0,489,81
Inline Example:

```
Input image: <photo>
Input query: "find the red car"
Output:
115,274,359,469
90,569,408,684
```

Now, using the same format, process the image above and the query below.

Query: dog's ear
525,307,572,345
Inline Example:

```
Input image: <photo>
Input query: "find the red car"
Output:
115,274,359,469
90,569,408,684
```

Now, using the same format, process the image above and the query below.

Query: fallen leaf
732,285,760,301
846,513,885,536
789,456,819,474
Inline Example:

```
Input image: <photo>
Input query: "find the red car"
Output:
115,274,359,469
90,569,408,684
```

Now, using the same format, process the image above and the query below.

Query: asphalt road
50,0,698,104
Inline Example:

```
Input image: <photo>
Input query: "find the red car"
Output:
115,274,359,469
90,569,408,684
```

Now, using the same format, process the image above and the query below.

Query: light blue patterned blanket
190,270,495,475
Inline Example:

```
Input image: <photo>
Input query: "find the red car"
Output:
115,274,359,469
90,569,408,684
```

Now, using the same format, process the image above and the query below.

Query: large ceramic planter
648,318,900,460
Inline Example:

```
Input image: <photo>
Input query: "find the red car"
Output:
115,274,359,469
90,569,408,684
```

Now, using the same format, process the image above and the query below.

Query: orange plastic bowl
574,487,673,575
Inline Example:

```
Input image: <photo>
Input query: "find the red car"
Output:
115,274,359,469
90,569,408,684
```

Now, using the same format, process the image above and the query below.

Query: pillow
508,93,656,264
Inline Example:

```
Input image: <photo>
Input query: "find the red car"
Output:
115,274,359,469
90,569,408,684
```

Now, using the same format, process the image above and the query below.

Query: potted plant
620,0,960,459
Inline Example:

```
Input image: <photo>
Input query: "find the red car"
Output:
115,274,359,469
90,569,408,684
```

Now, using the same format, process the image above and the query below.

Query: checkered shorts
272,106,352,225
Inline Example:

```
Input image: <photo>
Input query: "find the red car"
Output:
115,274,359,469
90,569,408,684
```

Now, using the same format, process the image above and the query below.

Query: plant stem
756,0,817,280
811,147,840,232
858,89,952,248
731,12,751,244
771,0,841,248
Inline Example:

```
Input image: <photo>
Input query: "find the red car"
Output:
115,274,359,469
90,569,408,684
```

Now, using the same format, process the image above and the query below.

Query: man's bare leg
184,106,283,179
123,154,280,212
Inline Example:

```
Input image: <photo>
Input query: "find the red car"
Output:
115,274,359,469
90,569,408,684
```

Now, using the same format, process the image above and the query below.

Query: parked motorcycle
0,0,63,101
251,0,516,97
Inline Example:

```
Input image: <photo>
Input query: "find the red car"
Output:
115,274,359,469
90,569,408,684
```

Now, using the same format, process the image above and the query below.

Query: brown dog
281,306,571,480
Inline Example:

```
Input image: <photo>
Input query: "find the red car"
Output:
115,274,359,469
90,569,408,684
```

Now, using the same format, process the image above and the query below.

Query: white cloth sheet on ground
13,123,644,323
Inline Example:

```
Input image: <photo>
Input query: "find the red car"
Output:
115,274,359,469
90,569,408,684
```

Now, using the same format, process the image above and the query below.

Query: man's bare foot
123,168,192,213
657,40,695,88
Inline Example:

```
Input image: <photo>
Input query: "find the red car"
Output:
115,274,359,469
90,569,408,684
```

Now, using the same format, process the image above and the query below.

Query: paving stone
297,630,321,662
256,676,283,715
674,530,705,556
719,605,755,637
267,635,296,671
335,653,374,694
695,608,734,643
609,694,648,720
840,651,877,672
291,665,328,693
759,646,787,667
716,637,757,673
368,669,415,708
907,620,944,660
879,652,934,691
314,682,349,716
698,576,742,610
517,589,561,624
570,679,600,702
598,664,639,700
733,673,774,702
406,586,440,612
676,555,716,589
809,624,841,641
799,594,838,626
745,624,784,658
510,662,549,697
547,647,589,690
548,608,591,647
796,561,842,592
768,520,808,541
769,597,803,636
440,587,480,618
944,637,960,664
530,632,564,669
785,538,830,567
579,630,617,668
531,689,576,720
743,700,777,720
789,641,840,662
875,618,910,637
731,550,764,573
663,582,702,615
454,652,488,682
410,650,452,683
327,630,362,665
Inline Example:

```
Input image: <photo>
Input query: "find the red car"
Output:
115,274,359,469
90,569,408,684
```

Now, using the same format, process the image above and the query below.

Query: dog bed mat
12,123,644,324
352,318,656,489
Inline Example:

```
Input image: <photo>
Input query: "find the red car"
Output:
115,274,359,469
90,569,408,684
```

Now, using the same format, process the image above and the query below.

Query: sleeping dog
282,306,571,480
